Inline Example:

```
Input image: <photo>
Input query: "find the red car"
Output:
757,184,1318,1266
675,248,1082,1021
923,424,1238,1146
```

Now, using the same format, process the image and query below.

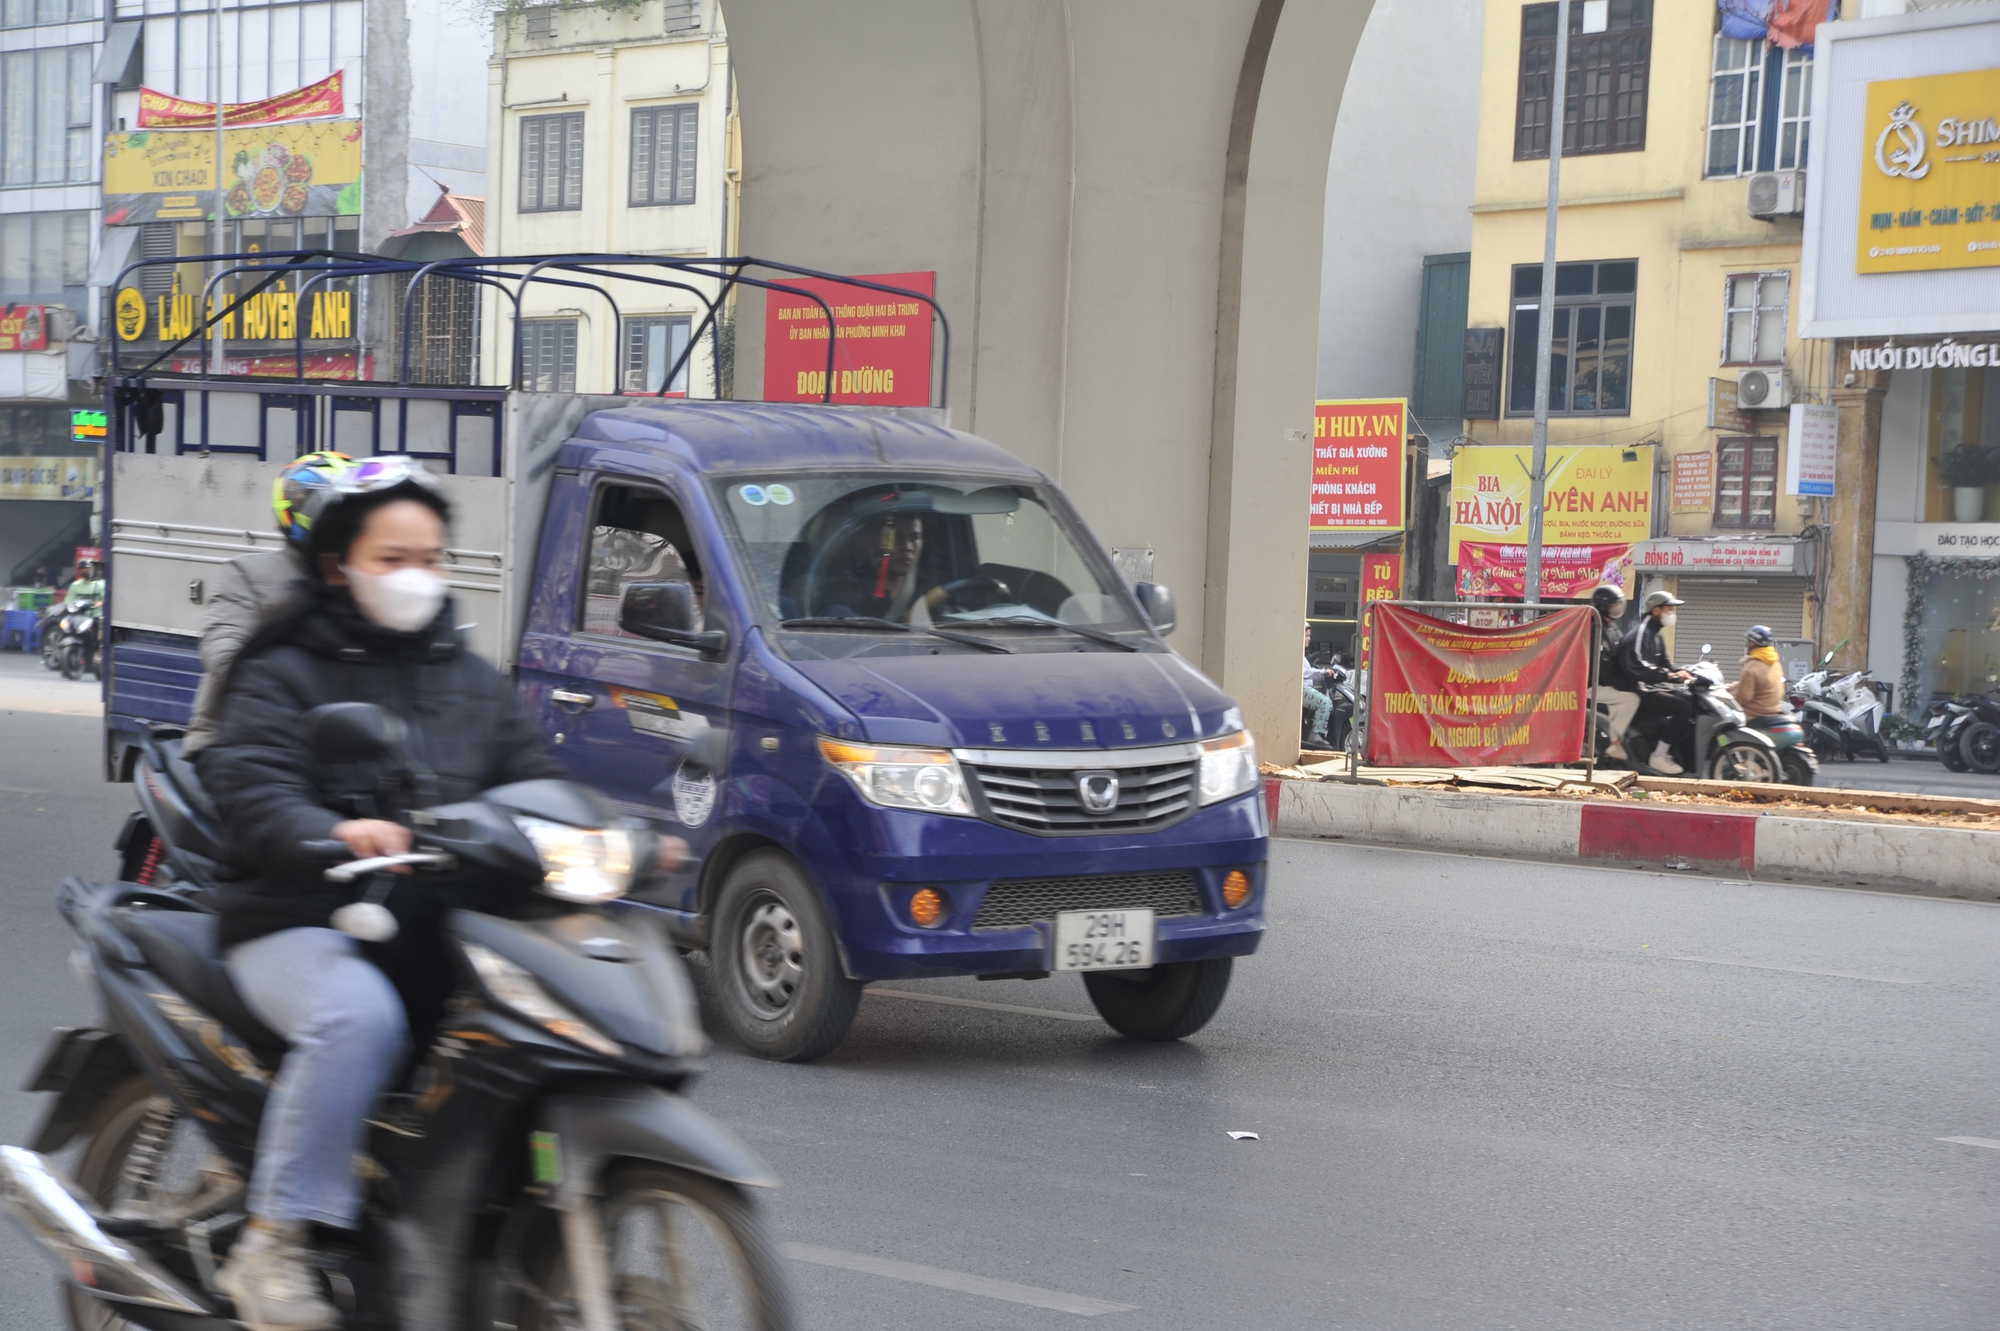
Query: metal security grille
964,755,1197,835
1671,578,1809,665
972,870,1203,931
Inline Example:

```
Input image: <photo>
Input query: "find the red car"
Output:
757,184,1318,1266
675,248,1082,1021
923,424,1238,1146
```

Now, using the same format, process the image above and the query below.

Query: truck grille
963,755,1197,835
972,870,1203,931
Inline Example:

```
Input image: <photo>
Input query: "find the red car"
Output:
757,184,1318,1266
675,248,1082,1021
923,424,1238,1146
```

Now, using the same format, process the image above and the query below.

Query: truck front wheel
1083,958,1233,1041
711,852,862,1062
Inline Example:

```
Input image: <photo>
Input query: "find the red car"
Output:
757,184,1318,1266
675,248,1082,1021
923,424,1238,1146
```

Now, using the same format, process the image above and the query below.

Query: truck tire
711,852,861,1062
1083,958,1232,1041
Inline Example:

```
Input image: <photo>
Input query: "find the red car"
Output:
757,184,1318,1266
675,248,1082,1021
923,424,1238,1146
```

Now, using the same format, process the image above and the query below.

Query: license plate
1052,909,1155,972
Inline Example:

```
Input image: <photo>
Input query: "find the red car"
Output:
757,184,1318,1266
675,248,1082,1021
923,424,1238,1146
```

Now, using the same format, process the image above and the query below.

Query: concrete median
1267,777,2000,901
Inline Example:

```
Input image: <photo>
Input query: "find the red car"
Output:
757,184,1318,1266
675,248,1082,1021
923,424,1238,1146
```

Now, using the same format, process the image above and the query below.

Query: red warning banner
762,271,935,406
1365,604,1594,768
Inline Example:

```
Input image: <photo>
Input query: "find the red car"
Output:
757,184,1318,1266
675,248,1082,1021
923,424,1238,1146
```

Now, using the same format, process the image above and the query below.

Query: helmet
1642,589,1684,612
298,454,449,570
1745,624,1775,647
273,451,354,547
1589,585,1626,616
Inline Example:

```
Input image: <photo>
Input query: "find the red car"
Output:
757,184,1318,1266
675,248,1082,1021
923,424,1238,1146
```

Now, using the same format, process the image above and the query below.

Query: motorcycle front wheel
1713,744,1780,783
519,1162,793,1331
1960,720,2000,774
1940,734,1971,771
1779,749,1819,786
58,642,81,680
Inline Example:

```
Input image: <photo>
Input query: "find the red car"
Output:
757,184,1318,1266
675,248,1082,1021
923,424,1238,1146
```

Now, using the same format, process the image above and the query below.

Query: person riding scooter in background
1302,623,1334,749
181,451,352,756
1728,624,1786,720
1590,586,1640,762
195,457,586,1331
62,556,104,606
1619,589,1695,775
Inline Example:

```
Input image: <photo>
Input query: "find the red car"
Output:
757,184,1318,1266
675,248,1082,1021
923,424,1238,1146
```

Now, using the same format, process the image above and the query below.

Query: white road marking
1937,1136,2000,1150
783,1243,1138,1316
1672,956,1922,985
864,986,1100,1021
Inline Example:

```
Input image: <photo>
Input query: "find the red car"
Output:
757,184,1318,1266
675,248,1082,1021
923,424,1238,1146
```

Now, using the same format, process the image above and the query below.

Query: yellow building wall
1464,0,1815,542
485,1,732,392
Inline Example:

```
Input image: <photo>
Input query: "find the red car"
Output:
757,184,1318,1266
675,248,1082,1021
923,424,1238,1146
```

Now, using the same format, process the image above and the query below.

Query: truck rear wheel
711,852,861,1062
1083,958,1232,1041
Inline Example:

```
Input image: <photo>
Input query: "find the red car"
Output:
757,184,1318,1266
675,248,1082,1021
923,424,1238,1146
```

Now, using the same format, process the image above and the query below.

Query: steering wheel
931,576,1012,616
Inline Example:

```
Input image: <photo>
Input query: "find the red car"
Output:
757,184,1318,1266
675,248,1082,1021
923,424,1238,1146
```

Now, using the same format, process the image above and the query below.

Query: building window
663,0,701,33
519,319,578,393
1,45,93,186
1706,39,1812,178
624,315,692,394
1722,271,1789,366
1506,260,1635,416
519,112,584,213
0,211,89,305
0,0,94,28
523,7,556,40
1515,0,1651,161
1714,435,1778,529
630,105,698,207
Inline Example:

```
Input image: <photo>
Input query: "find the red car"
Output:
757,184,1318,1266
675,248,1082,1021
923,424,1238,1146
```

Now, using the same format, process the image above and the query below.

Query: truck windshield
716,474,1150,656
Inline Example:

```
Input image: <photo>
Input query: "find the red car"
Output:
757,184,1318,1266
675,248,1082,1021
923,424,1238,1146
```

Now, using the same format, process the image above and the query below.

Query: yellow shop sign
1857,68,2000,275
1448,445,1654,562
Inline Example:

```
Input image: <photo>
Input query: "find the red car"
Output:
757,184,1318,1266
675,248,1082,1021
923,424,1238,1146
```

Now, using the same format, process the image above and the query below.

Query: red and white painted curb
1264,777,2000,900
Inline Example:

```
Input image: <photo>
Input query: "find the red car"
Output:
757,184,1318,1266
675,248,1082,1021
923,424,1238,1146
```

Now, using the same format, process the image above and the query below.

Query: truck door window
581,483,705,639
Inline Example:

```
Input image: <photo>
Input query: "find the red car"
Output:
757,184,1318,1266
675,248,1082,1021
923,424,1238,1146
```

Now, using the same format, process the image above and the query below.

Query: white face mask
343,565,446,633
1661,610,1677,627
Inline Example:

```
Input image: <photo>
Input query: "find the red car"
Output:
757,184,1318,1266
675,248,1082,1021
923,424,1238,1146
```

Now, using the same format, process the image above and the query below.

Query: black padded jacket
196,586,564,952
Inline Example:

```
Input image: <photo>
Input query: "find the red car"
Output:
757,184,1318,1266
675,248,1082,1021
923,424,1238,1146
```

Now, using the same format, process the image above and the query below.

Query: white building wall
406,1,488,219
1315,0,1483,401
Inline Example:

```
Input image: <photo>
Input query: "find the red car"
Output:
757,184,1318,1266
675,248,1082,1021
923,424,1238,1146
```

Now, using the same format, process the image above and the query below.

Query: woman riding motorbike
1728,624,1787,719
194,457,602,1331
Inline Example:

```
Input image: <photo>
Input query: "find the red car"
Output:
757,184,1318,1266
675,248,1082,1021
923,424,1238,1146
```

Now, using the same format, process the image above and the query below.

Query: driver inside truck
820,512,928,621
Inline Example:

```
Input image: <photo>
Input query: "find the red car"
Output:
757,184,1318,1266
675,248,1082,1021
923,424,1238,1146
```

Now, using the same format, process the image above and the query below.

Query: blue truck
104,261,1267,1061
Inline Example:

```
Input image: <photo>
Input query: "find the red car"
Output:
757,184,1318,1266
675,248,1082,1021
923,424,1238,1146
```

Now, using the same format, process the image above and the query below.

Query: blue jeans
226,928,409,1227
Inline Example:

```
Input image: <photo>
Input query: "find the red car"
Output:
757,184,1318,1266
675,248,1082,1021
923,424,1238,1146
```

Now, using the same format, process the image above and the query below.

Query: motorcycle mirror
1701,643,1713,656
301,702,409,765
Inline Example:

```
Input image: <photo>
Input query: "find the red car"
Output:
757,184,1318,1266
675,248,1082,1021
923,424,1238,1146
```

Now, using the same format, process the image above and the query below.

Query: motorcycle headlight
818,738,975,815
510,816,637,903
461,942,621,1057
1198,729,1259,805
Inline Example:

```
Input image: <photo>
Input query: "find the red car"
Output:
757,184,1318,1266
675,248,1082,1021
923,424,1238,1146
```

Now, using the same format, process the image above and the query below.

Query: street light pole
209,0,225,375
1523,0,1571,606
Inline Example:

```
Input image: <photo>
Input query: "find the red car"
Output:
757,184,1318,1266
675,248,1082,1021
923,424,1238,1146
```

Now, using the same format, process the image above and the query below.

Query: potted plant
1936,444,2000,521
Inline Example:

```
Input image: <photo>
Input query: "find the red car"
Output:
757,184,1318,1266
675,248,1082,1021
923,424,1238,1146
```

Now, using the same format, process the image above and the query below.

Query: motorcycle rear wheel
1713,745,1780,783
1779,750,1819,786
1960,721,2000,774
1940,734,1971,771
519,1162,793,1331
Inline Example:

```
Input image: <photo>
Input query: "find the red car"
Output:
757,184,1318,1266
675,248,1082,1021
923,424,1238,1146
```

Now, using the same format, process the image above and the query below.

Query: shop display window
1915,564,2000,701
1924,365,2000,522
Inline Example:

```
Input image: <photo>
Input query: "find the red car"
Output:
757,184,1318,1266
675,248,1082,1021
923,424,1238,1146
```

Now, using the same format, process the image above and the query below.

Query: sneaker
216,1219,339,1331
1647,747,1685,776
1606,741,1629,761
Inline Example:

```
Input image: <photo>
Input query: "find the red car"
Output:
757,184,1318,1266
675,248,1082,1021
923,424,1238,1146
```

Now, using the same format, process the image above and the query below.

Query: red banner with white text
1365,604,1594,767
1454,541,1632,601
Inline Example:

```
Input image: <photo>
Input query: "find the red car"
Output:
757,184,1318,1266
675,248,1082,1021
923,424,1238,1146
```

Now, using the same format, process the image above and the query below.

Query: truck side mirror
620,581,730,656
1133,582,1176,636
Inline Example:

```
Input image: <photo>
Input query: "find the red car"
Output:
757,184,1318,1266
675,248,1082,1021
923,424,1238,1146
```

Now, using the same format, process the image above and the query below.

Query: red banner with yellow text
1454,541,1632,600
138,72,346,129
762,271,935,406
1356,552,1402,669
1365,604,1594,767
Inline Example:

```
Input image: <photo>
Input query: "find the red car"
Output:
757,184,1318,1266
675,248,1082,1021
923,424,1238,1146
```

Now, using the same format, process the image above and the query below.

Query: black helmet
1590,585,1626,615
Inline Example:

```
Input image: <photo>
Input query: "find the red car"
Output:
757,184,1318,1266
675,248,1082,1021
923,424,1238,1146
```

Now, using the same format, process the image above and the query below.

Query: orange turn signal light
1222,870,1252,909
910,887,946,928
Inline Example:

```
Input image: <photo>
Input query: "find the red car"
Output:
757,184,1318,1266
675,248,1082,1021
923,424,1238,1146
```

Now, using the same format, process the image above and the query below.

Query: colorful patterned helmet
273,451,355,547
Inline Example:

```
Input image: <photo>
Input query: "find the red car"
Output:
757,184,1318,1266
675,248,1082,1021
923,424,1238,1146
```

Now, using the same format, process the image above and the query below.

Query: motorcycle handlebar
323,850,457,883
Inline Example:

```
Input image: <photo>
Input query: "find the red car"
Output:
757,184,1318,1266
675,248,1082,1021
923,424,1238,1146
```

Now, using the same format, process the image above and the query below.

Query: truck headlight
461,943,621,1056
818,738,975,816
510,816,636,903
1198,730,1259,805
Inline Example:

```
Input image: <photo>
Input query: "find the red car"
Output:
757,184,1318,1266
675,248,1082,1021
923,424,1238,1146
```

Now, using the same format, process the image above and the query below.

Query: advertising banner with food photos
101,121,363,226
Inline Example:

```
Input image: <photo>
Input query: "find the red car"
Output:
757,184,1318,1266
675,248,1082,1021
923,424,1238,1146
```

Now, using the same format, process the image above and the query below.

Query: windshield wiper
955,616,1140,651
779,616,1013,654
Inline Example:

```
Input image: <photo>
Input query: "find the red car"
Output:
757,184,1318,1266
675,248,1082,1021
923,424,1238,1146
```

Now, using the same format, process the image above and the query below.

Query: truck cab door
522,475,734,914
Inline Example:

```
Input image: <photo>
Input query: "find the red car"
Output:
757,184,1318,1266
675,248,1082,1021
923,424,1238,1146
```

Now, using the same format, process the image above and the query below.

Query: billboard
1802,9,2000,336
0,305,47,351
1311,399,1405,532
0,458,97,501
1355,552,1402,669
762,272,935,406
1447,444,1654,562
102,121,363,226
138,72,345,130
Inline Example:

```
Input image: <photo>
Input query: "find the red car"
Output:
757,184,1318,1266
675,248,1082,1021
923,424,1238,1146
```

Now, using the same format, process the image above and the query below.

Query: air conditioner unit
1747,169,1807,219
1737,366,1792,410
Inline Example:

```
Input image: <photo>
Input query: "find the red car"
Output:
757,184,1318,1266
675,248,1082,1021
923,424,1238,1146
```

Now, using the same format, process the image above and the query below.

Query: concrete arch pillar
727,0,1371,764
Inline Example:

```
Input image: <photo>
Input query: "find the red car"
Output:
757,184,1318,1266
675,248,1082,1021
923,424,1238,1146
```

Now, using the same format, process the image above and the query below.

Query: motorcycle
38,599,69,671
115,723,229,898
1301,662,1357,754
53,598,101,681
1744,708,1818,786
1926,691,2000,773
1791,651,1890,763
2,702,792,1331
1593,651,1782,782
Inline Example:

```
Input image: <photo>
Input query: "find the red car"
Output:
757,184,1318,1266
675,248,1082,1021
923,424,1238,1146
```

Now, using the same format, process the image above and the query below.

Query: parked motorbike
53,598,101,681
1927,691,2000,773
1927,699,1976,772
115,723,228,898
2,702,792,1331
1791,652,1890,763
